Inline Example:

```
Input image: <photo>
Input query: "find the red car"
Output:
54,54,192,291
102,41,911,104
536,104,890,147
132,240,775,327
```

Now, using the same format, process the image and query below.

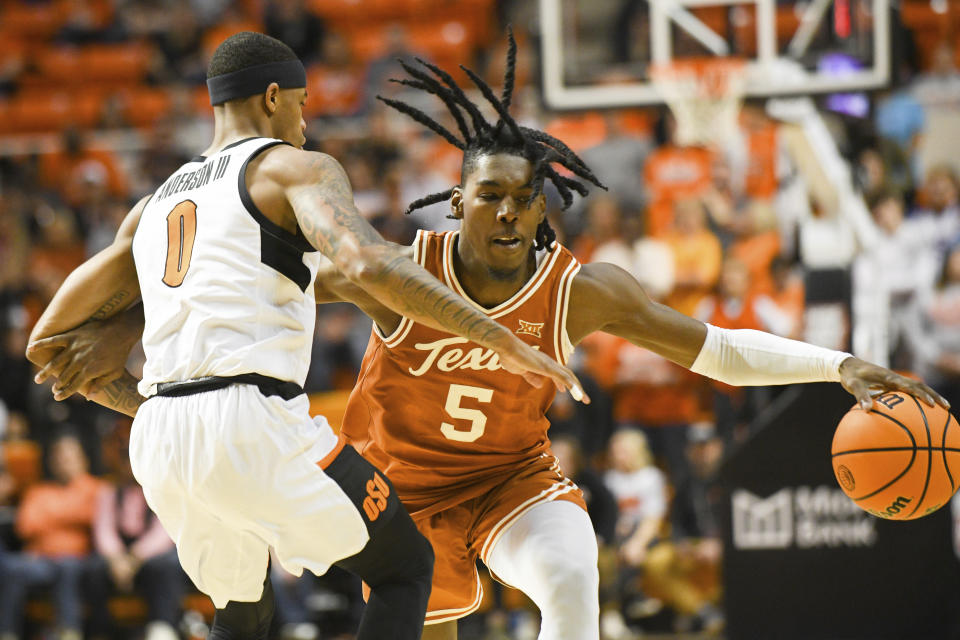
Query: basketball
832,392,959,520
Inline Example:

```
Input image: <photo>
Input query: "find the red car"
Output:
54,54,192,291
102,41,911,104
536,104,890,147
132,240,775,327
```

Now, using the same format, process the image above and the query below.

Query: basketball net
651,58,748,148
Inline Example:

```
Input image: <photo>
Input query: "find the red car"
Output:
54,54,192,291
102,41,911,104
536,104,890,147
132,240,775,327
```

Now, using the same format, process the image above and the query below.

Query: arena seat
308,0,405,23
80,43,151,82
119,88,173,127
545,112,609,153
7,90,102,133
0,1,68,40
3,439,41,494
34,46,85,82
0,99,10,136
305,64,365,117
203,20,265,57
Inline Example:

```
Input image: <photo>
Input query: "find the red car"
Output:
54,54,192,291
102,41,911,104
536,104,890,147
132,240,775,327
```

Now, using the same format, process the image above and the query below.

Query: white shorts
130,384,369,608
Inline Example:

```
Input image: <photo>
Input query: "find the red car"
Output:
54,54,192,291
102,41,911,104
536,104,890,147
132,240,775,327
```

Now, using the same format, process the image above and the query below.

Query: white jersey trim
441,231,563,319
554,262,581,366
424,570,484,624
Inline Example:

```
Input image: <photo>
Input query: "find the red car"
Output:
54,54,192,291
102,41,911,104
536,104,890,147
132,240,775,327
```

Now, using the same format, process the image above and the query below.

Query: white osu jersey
132,137,321,397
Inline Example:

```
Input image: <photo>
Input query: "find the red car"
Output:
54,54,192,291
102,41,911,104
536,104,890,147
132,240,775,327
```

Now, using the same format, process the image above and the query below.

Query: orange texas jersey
340,230,581,517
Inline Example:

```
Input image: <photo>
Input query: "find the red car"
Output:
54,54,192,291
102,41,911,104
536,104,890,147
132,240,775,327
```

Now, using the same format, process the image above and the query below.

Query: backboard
539,0,890,109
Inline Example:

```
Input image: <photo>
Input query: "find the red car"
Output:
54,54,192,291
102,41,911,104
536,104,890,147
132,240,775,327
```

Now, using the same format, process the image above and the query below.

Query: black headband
207,60,306,106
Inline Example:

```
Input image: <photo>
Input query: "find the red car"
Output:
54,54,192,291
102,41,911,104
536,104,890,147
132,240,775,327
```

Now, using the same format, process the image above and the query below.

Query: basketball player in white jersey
25,32,588,640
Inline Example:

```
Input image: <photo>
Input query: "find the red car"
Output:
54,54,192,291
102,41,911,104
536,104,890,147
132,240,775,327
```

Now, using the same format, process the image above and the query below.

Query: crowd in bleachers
2,0,960,638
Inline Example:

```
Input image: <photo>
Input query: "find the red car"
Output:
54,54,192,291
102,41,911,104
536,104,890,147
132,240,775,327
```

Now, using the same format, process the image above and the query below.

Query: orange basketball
832,392,959,520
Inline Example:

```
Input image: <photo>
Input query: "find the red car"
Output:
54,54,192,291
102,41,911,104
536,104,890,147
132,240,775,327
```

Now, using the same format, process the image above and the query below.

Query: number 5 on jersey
441,384,493,443
163,200,198,287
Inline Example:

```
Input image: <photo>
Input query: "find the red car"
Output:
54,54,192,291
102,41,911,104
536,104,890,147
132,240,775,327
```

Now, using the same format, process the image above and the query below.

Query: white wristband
690,324,851,387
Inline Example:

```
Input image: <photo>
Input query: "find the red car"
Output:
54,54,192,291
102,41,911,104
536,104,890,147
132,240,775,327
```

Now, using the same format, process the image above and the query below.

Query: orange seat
345,26,389,62
304,64,365,117
308,0,404,22
0,2,69,40
81,43,151,82
35,46,85,82
0,99,11,136
407,19,477,63
203,21,265,57
118,88,173,127
192,85,214,115
3,440,41,494
8,90,103,133
545,112,609,154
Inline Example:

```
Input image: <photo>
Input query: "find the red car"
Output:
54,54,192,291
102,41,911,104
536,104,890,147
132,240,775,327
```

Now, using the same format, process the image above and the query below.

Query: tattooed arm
85,372,145,418
26,196,148,404
257,147,586,398
28,195,147,347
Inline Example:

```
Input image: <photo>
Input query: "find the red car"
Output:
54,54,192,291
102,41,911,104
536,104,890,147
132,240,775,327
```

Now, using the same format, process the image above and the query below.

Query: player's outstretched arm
568,262,948,411
277,149,586,400
26,196,149,406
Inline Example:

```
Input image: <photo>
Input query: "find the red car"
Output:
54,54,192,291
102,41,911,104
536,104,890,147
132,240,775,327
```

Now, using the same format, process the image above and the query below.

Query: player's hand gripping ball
832,392,959,520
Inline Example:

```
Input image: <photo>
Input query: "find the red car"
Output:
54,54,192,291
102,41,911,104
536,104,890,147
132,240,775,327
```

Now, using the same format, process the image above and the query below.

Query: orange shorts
415,455,586,625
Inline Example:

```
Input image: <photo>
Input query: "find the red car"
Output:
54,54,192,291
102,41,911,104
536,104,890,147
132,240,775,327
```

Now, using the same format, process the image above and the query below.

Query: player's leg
131,395,278,640
207,570,275,640
485,500,600,640
305,442,433,640
421,621,457,639
334,503,435,640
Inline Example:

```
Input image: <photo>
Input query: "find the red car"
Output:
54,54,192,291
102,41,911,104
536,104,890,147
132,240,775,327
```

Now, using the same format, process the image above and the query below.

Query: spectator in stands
88,425,184,640
368,162,420,245
264,0,325,63
604,429,669,628
364,25,419,110
768,256,805,340
150,1,205,84
912,41,960,110
305,32,366,118
580,111,652,214
855,146,889,203
914,165,960,253
57,0,113,44
664,199,723,316
643,423,724,634
572,195,627,264
874,85,925,182
701,154,747,249
38,128,128,209
696,256,794,440
0,454,16,552
304,304,369,392
910,244,960,407
727,200,781,296
546,376,614,458
0,432,102,640
0,304,32,419
858,188,940,369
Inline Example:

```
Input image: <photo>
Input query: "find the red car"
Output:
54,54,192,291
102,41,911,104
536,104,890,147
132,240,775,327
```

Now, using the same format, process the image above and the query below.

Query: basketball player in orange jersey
314,38,947,640
24,31,588,640
35,33,948,640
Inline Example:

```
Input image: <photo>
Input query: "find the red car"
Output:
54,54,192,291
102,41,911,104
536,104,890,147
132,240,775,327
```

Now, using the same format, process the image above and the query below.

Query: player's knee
530,537,599,601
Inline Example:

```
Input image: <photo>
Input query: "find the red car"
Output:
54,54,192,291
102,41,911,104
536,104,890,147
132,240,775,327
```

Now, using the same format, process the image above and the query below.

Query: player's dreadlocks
376,27,606,251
